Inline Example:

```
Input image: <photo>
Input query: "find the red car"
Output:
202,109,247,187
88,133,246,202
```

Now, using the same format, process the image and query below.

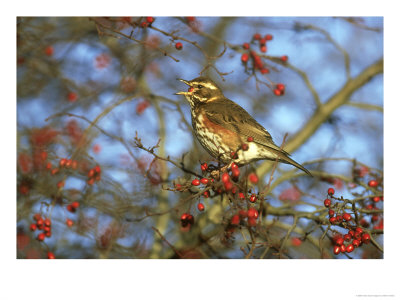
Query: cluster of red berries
140,16,155,28
180,213,194,228
30,214,52,241
87,165,101,185
332,228,371,255
231,207,259,227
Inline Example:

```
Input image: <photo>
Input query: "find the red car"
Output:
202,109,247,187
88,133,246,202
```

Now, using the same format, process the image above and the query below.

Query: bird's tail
268,148,312,176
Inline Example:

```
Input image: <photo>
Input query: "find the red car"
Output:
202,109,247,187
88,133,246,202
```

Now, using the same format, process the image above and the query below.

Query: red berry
328,209,335,217
200,178,209,185
37,233,45,241
372,196,381,202
253,33,261,40
247,208,259,219
230,151,238,159
368,180,379,187
327,188,335,196
329,216,337,224
29,224,37,231
238,192,245,200
346,244,354,253
340,244,346,253
66,204,75,213
355,227,363,234
353,239,361,247
146,17,154,24
33,214,42,221
94,165,101,173
231,168,240,178
46,162,52,169
47,252,55,259
191,179,200,186
36,218,44,227
247,136,254,142
333,245,340,255
239,210,247,219
280,55,288,62
241,53,249,63
362,233,371,244
343,213,351,221
221,172,230,183
231,214,240,225
231,163,239,170
44,218,51,227
276,83,285,91
224,181,233,191
248,173,259,184
71,201,80,209
66,219,74,227
336,214,343,222
265,34,273,41
247,217,257,227
43,226,51,232
45,231,52,238
348,230,355,237
241,143,249,150
59,158,67,167
344,234,351,241
67,92,78,102
203,191,210,198
200,163,208,172
273,89,282,96
324,199,331,207
57,180,65,189
335,237,344,246
260,68,269,74
140,21,148,28
260,45,267,53
243,43,250,49
175,42,183,50
197,203,205,211
44,45,54,56
249,194,257,203
186,17,196,22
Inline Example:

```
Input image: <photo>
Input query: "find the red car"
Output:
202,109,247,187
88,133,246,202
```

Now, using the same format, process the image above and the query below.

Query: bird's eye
197,85,203,89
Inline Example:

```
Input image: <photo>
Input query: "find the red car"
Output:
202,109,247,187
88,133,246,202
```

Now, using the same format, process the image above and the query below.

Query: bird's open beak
175,79,192,95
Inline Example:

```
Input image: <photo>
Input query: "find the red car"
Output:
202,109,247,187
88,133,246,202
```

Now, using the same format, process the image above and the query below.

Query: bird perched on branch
175,76,312,176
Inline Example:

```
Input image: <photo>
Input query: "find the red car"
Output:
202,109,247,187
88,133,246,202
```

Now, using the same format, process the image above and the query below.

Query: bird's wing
204,99,291,155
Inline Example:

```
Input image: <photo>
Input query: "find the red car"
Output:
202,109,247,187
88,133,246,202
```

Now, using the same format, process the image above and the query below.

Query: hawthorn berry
36,218,44,227
243,43,250,49
353,239,361,247
43,226,51,232
200,178,209,185
47,252,55,259
327,188,335,196
324,199,331,207
273,89,282,96
328,209,335,217
197,203,205,211
241,143,249,150
71,201,80,209
340,244,346,253
146,17,154,24
203,190,210,198
231,214,240,225
231,168,240,178
44,46,54,56
335,237,344,246
265,34,273,40
333,245,340,255
276,83,285,91
336,214,343,222
221,172,230,183
343,213,351,221
344,234,351,241
29,224,37,231
355,227,363,234
329,216,337,224
238,192,245,200
200,163,208,172
249,194,257,203
175,42,183,50
67,92,78,102
140,21,148,28
247,136,254,142
59,158,67,167
368,180,379,187
241,53,249,63
247,218,257,227
37,233,45,241
260,45,267,53
230,151,238,159
247,208,259,219
362,233,371,244
248,173,259,184
45,231,52,238
373,196,381,202
57,181,65,189
191,179,200,186
239,210,247,219
253,33,261,40
224,181,233,191
346,244,354,253
66,219,74,227
260,68,269,74
280,55,288,62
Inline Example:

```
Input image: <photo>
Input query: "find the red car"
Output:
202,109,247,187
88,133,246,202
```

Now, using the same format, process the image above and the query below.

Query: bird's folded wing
205,99,291,156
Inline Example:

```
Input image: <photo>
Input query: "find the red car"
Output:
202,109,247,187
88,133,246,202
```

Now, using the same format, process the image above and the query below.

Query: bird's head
175,77,224,107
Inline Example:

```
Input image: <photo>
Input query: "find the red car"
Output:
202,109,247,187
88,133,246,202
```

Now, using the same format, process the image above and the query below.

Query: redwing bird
175,77,312,176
